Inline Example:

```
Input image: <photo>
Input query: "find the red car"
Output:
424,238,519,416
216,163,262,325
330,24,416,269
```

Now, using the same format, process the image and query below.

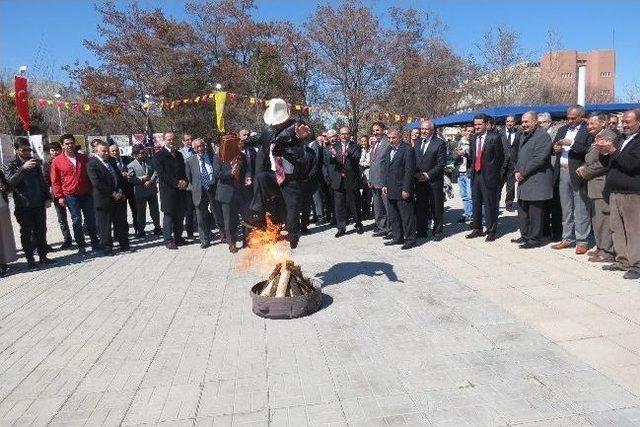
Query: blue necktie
200,156,210,189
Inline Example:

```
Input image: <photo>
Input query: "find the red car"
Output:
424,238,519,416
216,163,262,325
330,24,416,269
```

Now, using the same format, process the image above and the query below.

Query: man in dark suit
86,141,134,256
244,98,314,249
414,120,447,241
500,115,521,212
551,105,592,254
325,126,363,237
127,145,161,237
238,129,256,245
109,143,139,234
369,122,390,236
466,114,505,242
300,134,325,233
382,129,416,249
185,138,223,249
513,111,554,248
153,132,189,249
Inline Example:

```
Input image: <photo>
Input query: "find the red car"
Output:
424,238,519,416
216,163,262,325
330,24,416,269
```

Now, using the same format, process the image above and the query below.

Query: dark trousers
124,190,139,232
15,206,47,261
504,165,516,204
96,200,129,250
320,179,334,221
54,201,72,243
251,171,304,239
66,194,99,249
544,182,563,240
301,178,320,228
220,199,239,246
162,206,185,243
518,199,546,243
184,193,195,237
195,187,222,243
135,194,160,232
388,198,416,243
361,184,372,219
471,172,499,235
334,186,362,232
415,181,444,237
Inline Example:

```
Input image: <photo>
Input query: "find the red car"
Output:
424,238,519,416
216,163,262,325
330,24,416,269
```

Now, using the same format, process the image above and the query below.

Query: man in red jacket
50,134,100,254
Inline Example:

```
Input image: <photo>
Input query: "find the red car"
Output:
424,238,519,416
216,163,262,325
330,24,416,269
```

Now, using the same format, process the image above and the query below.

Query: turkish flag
14,75,30,132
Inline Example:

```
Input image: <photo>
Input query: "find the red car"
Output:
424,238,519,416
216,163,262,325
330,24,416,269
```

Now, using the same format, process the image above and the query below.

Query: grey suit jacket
515,126,554,201
369,136,389,189
127,158,158,199
582,142,607,200
185,152,216,206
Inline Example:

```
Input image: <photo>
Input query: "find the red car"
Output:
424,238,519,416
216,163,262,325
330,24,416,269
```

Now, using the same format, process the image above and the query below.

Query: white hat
263,98,290,126
325,129,337,137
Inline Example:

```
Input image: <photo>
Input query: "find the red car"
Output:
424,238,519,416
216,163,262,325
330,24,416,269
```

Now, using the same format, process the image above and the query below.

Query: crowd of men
0,100,638,281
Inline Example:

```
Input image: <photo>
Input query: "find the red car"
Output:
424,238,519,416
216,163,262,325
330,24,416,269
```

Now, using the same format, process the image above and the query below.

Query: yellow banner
214,91,227,132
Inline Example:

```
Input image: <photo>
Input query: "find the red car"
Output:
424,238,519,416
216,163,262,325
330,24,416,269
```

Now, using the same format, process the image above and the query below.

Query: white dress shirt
560,124,581,166
620,133,638,152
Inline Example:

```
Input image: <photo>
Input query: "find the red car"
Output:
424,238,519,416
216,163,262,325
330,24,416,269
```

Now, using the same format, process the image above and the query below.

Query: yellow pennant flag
214,91,227,132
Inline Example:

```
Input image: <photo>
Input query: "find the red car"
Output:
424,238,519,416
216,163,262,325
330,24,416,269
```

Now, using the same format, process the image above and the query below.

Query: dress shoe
575,244,589,255
589,254,613,263
186,234,195,240
44,245,56,253
602,263,626,271
384,239,402,246
289,236,299,249
165,241,178,250
433,234,444,242
372,231,386,237
417,232,429,239
457,217,467,223
551,241,574,250
228,244,238,253
39,256,57,264
401,241,416,250
587,248,600,257
153,227,163,236
623,271,640,280
466,230,484,239
27,260,38,269
135,232,146,239
100,249,114,257
519,241,542,249
300,227,310,235
59,241,74,250
77,246,86,255
485,233,497,242
511,237,526,244
383,233,394,240
355,224,364,234
120,246,136,253
334,230,346,238
175,238,188,246
200,241,211,249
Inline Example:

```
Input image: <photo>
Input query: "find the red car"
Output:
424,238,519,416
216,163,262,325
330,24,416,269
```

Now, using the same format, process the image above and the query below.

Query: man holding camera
243,98,314,249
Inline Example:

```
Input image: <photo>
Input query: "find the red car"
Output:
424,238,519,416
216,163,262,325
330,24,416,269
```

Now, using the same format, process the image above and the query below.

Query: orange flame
235,213,292,274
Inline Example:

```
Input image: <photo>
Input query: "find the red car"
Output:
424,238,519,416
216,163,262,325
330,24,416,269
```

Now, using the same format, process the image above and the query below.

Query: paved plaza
1,196,640,426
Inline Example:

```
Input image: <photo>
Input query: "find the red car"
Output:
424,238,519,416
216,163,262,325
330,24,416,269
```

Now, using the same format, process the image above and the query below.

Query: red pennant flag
37,98,47,107
14,75,30,132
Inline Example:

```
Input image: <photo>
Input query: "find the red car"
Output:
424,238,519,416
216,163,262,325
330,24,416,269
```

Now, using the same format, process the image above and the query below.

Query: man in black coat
109,143,139,235
4,138,55,267
382,129,417,249
244,99,313,249
324,126,363,237
300,134,325,233
153,132,189,249
414,120,447,241
500,115,522,212
466,114,505,242
86,141,134,256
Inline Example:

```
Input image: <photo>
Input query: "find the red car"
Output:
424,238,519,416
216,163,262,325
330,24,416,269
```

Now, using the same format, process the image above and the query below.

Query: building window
560,72,573,78
600,71,611,77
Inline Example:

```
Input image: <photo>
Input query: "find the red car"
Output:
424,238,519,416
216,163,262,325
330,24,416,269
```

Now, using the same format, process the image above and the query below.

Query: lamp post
54,93,63,133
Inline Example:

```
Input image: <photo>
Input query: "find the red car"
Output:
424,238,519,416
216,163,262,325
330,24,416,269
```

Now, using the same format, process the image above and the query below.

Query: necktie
106,162,118,186
341,144,347,177
200,156,210,189
421,139,428,155
271,143,285,185
474,136,483,172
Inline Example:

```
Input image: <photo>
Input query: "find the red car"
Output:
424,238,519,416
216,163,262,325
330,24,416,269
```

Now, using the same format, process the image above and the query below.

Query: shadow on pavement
315,261,402,287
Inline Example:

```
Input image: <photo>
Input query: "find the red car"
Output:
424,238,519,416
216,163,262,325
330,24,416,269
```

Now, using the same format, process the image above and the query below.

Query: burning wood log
259,260,315,298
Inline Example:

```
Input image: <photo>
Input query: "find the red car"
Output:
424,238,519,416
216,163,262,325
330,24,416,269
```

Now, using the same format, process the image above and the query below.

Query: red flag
14,75,30,132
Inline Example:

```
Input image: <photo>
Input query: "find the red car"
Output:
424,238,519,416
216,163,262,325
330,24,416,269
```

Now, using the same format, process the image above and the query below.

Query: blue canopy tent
406,102,640,129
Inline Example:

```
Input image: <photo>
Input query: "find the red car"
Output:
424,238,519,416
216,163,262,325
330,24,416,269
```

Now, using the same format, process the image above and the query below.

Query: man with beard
243,98,313,249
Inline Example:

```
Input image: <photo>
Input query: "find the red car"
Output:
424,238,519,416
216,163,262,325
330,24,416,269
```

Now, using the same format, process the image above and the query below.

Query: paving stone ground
1,194,640,426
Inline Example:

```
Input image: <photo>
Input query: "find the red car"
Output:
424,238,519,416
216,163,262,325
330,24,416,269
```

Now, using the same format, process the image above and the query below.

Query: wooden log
275,260,294,297
260,263,281,296
289,276,303,296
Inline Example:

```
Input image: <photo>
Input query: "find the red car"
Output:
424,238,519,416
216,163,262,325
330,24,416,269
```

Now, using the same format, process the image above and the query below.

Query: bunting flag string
0,90,425,124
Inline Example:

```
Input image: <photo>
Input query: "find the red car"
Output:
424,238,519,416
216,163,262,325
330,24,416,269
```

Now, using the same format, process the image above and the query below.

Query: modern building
540,50,615,103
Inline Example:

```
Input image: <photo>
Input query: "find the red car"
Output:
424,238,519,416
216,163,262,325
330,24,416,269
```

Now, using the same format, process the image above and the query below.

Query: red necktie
341,143,347,177
271,143,285,185
474,136,483,172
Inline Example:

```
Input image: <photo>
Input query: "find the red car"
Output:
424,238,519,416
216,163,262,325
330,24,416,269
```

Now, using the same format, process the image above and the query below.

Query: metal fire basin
250,279,322,319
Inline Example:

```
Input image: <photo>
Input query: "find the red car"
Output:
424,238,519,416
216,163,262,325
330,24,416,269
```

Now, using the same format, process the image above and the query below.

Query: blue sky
1,0,639,100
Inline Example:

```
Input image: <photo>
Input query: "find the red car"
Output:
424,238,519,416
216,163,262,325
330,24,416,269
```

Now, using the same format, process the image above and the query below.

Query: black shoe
401,241,416,250
602,264,626,271
355,224,364,234
383,233,394,240
100,249,114,257
135,232,146,238
44,245,56,253
506,203,516,212
153,227,163,236
241,212,266,230
175,238,188,246
165,241,178,250
485,234,497,242
519,241,542,249
433,234,444,242
372,231,386,237
229,244,238,253
39,256,56,264
27,260,38,269
511,237,526,244
120,245,136,253
457,217,468,223
289,236,299,249
200,241,211,249
384,239,402,246
466,230,484,239
623,271,640,280
300,227,310,235
334,230,346,238
77,246,86,255
59,241,73,250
